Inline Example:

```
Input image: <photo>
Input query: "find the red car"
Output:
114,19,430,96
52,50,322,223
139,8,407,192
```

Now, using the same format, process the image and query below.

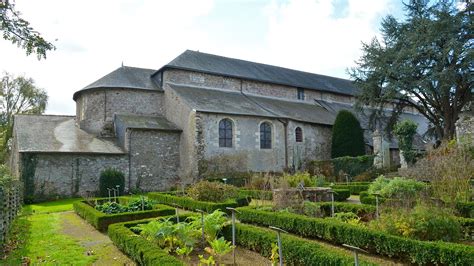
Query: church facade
9,50,428,199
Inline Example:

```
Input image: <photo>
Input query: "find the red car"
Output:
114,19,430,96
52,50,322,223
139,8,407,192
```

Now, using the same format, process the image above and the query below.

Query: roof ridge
14,114,75,118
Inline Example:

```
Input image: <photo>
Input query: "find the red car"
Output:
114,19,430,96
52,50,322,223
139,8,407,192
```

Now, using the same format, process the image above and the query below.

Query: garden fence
0,180,23,253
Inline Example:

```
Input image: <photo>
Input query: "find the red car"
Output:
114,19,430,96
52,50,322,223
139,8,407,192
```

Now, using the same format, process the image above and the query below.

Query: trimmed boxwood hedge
147,192,250,213
73,200,175,231
222,223,376,266
456,202,474,218
317,202,375,217
238,188,350,202
331,184,369,195
235,206,474,265
108,217,185,265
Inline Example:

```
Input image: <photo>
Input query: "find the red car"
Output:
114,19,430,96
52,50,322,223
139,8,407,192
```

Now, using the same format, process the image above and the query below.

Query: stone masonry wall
23,153,128,200
164,69,354,104
128,129,181,192
199,113,286,172
75,88,165,135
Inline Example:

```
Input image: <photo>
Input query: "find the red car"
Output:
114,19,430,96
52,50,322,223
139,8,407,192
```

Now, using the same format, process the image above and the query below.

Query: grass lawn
2,198,95,265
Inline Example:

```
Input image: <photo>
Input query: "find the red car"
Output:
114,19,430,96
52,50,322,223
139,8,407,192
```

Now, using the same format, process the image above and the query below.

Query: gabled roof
14,115,125,154
168,83,336,126
73,66,161,100
155,50,359,96
114,114,181,132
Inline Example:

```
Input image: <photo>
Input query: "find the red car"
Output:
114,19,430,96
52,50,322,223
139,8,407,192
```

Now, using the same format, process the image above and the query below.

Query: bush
99,168,125,197
359,191,381,205
238,189,273,200
331,184,369,195
73,200,174,231
314,202,376,218
283,172,315,187
393,120,418,164
147,192,249,213
332,188,350,201
331,110,366,158
369,205,462,242
236,206,474,265
187,181,237,202
368,176,426,200
456,201,474,218
221,223,375,265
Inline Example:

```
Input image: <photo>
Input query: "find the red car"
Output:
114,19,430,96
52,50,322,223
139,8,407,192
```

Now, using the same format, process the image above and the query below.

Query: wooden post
226,207,239,265
343,244,368,266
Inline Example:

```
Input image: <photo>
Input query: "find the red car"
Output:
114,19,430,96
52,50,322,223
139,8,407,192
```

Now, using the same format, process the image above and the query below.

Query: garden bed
236,206,474,265
238,188,350,202
73,198,175,231
147,192,250,213
109,214,375,265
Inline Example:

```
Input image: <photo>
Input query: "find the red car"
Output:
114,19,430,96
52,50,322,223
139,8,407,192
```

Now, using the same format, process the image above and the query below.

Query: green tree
0,73,47,161
331,110,366,158
393,120,418,164
350,0,473,140
0,0,55,59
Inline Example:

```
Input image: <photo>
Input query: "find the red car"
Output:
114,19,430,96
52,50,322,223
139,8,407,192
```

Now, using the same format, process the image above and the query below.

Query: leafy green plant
189,210,228,241
98,168,125,197
176,246,193,258
270,242,279,266
283,172,315,187
187,181,238,202
393,120,418,164
368,176,426,200
205,237,233,262
198,254,215,266
369,204,462,242
331,212,362,226
94,197,155,214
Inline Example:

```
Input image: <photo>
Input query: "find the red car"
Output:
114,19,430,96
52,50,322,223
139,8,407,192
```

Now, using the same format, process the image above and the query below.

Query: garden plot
73,196,175,231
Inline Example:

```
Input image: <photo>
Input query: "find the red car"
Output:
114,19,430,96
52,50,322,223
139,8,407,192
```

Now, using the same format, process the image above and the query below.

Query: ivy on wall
20,153,37,203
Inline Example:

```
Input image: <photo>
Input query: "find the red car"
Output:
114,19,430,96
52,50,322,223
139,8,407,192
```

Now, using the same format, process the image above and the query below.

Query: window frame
260,122,272,149
295,127,303,142
218,118,233,148
297,88,305,100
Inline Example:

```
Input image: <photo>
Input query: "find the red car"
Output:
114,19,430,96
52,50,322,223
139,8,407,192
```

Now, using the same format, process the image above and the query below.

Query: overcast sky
0,0,405,115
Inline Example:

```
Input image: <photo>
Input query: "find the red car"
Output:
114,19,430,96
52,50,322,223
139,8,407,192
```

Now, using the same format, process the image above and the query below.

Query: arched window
219,119,233,148
260,122,272,149
295,127,303,142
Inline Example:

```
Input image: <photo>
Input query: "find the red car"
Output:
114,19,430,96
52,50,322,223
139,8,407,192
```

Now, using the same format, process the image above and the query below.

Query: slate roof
14,115,125,154
168,83,336,126
156,50,359,96
73,66,160,100
114,114,181,132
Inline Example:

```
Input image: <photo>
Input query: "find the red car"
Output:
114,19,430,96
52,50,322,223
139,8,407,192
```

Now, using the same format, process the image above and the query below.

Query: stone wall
75,88,165,135
20,152,128,200
163,80,198,182
128,129,181,192
163,69,354,104
199,113,286,173
456,110,474,144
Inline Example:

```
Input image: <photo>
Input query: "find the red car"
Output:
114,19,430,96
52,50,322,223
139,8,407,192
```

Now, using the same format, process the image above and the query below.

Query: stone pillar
456,103,474,145
373,129,391,169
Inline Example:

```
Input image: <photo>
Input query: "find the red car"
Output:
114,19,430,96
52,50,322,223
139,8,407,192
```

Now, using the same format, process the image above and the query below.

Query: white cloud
261,0,396,78
0,0,397,115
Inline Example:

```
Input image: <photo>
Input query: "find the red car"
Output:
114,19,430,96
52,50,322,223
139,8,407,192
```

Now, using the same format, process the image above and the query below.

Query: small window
219,119,233,148
295,127,303,142
260,122,272,149
297,88,305,100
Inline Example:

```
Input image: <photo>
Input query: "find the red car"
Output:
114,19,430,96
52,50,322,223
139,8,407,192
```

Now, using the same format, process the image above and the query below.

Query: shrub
307,155,375,181
331,110,366,158
238,189,273,200
187,180,237,202
331,184,369,195
401,140,474,203
99,168,125,197
332,188,350,201
359,191,380,205
315,202,376,218
368,176,426,200
456,201,474,218
283,172,315,187
236,206,474,265
369,205,462,242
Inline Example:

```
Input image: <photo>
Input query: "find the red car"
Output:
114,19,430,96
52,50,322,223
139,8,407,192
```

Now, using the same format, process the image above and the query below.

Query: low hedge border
73,200,175,232
147,192,250,213
332,189,350,201
316,202,375,218
236,206,474,265
331,184,369,195
238,188,350,202
108,216,188,265
222,223,376,266
456,202,474,218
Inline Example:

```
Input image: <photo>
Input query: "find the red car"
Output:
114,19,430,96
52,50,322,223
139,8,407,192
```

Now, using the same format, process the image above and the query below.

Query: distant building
9,50,428,199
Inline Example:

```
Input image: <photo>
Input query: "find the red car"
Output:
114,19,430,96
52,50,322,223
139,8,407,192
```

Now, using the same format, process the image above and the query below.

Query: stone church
9,50,428,199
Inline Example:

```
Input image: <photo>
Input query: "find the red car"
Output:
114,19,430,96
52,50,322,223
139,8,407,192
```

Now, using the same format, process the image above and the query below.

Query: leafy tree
350,0,473,140
0,73,47,161
393,120,418,164
331,110,366,158
0,0,55,59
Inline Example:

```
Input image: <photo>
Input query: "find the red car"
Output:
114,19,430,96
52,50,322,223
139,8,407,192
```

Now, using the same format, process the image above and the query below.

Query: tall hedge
331,110,365,158
99,168,125,197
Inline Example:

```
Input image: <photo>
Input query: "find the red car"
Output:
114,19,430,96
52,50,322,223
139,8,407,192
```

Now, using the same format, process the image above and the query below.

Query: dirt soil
60,211,136,266
182,246,271,266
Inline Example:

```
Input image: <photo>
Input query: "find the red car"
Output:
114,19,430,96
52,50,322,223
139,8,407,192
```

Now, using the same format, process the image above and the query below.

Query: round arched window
260,122,272,149
219,119,233,147
295,127,303,142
